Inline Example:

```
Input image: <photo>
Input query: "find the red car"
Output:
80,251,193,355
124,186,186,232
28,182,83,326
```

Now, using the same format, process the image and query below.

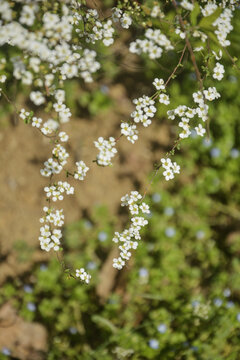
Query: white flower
179,126,191,139
195,124,206,137
140,203,150,214
161,158,172,169
172,162,180,174
153,78,165,90
0,75,6,83
32,117,42,128
121,123,138,143
74,161,89,180
203,87,220,101
186,108,196,118
129,204,139,215
53,102,66,112
113,257,125,270
59,131,69,142
213,62,225,81
41,122,53,135
94,137,117,166
180,0,194,11
163,169,174,181
76,268,91,284
30,91,45,106
120,13,132,29
193,91,204,104
175,105,187,116
151,5,161,18
167,110,175,120
159,93,170,105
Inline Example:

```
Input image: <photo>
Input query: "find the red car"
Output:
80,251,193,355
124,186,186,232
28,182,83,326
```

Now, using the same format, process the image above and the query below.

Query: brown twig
172,0,203,90
171,0,212,140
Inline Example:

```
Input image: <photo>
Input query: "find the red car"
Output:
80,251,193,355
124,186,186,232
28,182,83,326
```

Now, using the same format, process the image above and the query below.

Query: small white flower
161,158,172,169
113,257,125,270
32,117,42,128
159,93,170,105
120,13,132,29
0,75,7,83
213,62,225,81
59,131,69,142
140,203,150,214
195,124,206,137
163,169,174,181
153,78,165,90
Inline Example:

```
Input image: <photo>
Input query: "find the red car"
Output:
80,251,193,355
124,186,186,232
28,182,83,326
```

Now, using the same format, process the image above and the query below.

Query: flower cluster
213,8,234,47
94,137,117,166
87,18,115,47
44,181,74,202
53,100,72,124
112,8,132,29
131,96,157,127
129,28,173,59
41,144,69,177
167,86,221,140
150,5,164,18
76,268,91,284
213,62,225,81
39,207,64,252
112,191,149,270
120,123,138,144
161,158,181,181
0,0,105,92
74,161,89,180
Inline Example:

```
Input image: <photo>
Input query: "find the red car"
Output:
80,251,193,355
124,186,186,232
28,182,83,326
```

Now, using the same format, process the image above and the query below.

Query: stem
172,0,211,139
172,0,203,90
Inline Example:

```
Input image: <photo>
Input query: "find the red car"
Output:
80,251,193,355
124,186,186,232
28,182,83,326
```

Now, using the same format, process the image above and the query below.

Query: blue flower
148,339,159,350
40,264,47,271
157,323,167,334
152,193,161,203
210,147,221,158
69,327,78,334
191,300,200,308
24,285,33,293
226,301,234,309
165,227,176,238
84,220,93,229
139,268,148,278
98,231,108,242
1,348,11,356
164,207,174,216
230,148,239,158
223,288,231,297
213,298,223,307
202,138,212,148
27,302,36,312
196,230,205,239
87,261,97,270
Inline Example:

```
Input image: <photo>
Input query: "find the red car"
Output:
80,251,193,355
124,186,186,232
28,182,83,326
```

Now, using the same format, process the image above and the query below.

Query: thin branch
172,0,203,90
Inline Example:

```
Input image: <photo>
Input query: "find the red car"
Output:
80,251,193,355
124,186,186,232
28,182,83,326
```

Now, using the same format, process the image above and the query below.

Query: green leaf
199,8,222,30
190,3,200,26
92,315,118,334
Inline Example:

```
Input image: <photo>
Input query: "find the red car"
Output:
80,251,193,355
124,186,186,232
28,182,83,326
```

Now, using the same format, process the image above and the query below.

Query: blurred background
1,1,240,359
